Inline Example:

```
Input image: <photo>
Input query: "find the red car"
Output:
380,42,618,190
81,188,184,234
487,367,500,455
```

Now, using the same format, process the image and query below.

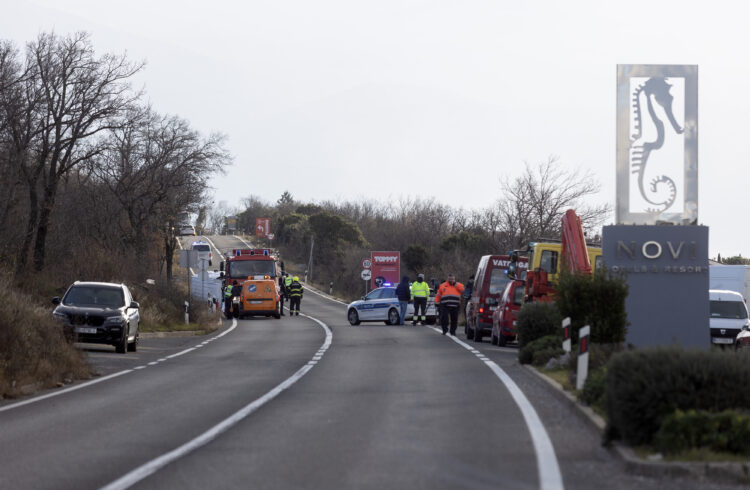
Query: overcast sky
3,0,748,257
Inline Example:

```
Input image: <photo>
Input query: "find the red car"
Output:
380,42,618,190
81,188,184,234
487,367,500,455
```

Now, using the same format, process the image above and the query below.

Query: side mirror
130,301,140,309
220,261,225,272
52,297,60,305
743,324,749,331
361,296,365,300
220,271,225,278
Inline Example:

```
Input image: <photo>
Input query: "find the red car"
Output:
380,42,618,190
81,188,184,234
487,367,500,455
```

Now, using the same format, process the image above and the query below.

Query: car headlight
105,315,126,326
53,311,68,321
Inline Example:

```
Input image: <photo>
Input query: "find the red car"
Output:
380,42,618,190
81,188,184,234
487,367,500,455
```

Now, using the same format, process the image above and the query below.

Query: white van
709,289,750,346
191,241,212,267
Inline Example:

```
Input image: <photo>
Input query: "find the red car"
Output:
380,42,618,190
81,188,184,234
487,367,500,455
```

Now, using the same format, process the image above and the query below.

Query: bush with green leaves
517,301,562,350
605,348,750,445
655,409,750,455
579,367,606,409
555,267,628,344
519,334,563,365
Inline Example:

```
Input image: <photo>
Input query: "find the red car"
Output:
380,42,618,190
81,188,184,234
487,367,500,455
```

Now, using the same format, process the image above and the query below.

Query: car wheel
128,332,138,352
425,318,436,325
348,309,360,326
491,330,498,346
115,331,127,354
387,308,400,325
474,328,483,342
498,334,507,347
466,323,475,340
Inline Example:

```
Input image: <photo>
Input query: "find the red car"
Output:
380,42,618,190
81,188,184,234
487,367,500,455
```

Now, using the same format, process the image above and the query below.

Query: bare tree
20,32,143,271
93,106,230,280
496,157,610,249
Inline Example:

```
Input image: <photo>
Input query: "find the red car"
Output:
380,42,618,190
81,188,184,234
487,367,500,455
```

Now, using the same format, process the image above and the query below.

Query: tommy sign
370,251,400,289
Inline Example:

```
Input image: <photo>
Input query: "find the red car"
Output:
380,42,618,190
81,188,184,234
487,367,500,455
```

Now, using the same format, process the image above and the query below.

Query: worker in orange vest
435,274,465,336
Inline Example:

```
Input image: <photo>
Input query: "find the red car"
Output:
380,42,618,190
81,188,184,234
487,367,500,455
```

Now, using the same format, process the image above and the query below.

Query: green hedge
605,348,750,445
555,267,628,344
655,409,750,455
517,301,562,349
519,334,563,366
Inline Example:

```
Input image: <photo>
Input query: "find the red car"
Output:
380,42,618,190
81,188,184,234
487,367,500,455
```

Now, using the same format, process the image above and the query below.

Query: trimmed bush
580,367,606,408
517,301,562,349
555,267,628,344
519,334,563,366
655,409,750,455
605,348,750,445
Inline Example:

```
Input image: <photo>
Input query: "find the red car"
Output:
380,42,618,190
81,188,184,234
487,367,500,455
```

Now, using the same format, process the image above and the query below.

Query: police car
346,286,437,326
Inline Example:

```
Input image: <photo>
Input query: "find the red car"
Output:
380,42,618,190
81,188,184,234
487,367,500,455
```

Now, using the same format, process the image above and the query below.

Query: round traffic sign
361,269,372,281
362,258,372,269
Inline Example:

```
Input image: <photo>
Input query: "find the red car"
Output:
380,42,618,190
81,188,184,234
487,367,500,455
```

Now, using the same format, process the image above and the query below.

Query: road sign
361,269,372,281
362,258,372,269
267,233,275,240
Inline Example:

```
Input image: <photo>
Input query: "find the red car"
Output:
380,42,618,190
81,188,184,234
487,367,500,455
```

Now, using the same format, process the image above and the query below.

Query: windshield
63,286,124,307
489,268,511,295
710,300,748,319
229,260,276,278
192,244,210,251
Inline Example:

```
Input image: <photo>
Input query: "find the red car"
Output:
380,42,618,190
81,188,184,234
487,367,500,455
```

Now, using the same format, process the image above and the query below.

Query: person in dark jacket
462,274,474,323
278,273,288,316
395,276,411,325
288,276,304,316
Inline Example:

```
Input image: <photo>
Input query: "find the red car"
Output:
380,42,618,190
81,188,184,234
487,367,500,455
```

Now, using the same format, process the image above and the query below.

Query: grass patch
633,445,750,463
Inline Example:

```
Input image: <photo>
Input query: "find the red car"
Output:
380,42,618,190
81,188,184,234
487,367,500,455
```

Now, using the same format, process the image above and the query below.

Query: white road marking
0,370,133,413
428,327,564,490
101,313,333,490
0,320,239,413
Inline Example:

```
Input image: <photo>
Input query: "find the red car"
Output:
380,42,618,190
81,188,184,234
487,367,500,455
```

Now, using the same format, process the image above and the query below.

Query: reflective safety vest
288,281,304,297
285,277,292,287
410,280,430,299
435,281,465,308
224,285,233,298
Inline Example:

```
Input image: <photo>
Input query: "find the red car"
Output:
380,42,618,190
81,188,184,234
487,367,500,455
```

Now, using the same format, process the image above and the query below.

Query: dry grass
0,272,91,398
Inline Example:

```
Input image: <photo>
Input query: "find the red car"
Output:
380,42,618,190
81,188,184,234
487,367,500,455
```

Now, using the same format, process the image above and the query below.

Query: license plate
712,337,734,345
75,327,97,334
249,300,264,304
489,306,497,311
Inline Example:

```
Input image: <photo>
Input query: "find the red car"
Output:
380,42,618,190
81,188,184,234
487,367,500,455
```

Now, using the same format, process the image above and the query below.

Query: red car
491,279,524,346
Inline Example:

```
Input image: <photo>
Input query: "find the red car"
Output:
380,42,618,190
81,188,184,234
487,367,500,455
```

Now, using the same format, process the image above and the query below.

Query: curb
524,365,750,484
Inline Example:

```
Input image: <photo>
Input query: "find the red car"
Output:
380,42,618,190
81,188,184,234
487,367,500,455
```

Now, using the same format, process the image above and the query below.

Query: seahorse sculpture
630,77,684,213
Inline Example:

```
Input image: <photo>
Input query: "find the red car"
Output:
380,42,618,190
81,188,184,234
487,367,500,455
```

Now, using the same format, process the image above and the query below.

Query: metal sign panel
255,217,270,238
370,251,400,288
616,65,698,225
602,225,708,347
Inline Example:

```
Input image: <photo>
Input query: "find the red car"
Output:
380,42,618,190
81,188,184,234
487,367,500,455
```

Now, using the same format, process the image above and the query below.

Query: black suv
52,282,140,354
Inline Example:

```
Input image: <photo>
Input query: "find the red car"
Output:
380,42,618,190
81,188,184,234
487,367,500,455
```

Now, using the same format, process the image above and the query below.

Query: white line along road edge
0,320,240,414
101,313,333,490
428,327,564,490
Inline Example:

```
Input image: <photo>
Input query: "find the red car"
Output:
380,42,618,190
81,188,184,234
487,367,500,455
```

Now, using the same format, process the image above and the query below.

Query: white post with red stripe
576,325,590,390
562,317,571,353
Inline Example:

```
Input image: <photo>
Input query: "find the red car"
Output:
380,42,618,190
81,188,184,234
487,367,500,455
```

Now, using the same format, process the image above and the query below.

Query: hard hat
417,273,424,279
293,276,299,282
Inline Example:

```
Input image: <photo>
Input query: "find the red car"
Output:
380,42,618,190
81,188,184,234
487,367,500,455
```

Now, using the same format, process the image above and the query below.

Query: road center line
101,312,333,490
427,327,564,490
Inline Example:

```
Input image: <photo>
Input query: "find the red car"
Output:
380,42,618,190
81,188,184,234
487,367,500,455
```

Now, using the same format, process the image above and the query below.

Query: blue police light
383,282,392,287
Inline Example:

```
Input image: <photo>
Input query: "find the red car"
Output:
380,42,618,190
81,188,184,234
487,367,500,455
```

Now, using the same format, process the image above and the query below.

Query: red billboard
370,251,400,289
255,218,270,238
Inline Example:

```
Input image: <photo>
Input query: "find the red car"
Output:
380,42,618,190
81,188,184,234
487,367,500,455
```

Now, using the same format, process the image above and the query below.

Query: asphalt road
0,235,744,489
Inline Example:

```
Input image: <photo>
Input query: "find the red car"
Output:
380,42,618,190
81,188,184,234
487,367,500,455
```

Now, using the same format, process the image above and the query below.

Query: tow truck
507,209,602,303
220,248,282,318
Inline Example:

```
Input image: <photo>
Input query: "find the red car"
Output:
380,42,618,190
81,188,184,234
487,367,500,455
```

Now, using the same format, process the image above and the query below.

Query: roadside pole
576,325,591,390
562,317,571,353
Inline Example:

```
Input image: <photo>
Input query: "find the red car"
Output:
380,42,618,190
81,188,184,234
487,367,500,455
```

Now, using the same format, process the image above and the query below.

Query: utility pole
307,236,314,283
